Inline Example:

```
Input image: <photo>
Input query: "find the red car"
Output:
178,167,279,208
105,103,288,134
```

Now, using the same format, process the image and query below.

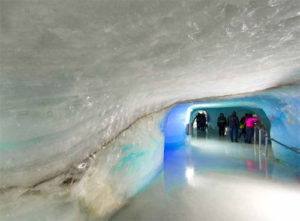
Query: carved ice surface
0,0,300,219
0,111,165,220
1,0,300,188
71,111,164,217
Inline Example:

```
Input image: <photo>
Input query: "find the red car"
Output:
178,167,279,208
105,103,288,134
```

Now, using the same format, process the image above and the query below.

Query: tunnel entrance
187,105,270,143
189,106,271,135
164,101,271,149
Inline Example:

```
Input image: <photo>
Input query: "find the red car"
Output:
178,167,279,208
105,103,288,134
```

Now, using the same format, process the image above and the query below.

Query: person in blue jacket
227,111,240,142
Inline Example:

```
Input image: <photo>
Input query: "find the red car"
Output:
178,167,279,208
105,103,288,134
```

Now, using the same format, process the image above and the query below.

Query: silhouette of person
217,113,226,136
227,111,240,142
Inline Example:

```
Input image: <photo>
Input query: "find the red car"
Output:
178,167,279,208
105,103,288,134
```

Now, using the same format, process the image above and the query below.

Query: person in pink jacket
245,114,259,143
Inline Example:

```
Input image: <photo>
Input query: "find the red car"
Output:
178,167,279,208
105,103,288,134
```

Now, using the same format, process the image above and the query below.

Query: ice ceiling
1,0,300,189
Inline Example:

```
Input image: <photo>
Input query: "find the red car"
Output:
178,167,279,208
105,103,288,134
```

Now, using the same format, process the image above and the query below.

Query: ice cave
1,0,300,220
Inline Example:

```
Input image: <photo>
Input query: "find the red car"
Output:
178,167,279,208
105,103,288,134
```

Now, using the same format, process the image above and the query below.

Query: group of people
195,113,207,132
217,111,259,143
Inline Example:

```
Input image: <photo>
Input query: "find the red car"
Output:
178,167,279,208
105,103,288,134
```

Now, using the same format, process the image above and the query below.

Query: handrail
270,138,300,154
254,126,300,154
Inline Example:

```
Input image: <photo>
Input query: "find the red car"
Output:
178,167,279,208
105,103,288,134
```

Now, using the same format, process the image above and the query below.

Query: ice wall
1,0,300,188
71,111,165,218
0,110,165,220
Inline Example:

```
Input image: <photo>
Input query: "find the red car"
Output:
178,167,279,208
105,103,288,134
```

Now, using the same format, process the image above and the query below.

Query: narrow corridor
112,133,300,221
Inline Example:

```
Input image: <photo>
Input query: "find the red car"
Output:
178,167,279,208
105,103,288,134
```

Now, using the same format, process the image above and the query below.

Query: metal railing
186,123,300,155
270,138,300,154
254,126,300,156
254,126,269,157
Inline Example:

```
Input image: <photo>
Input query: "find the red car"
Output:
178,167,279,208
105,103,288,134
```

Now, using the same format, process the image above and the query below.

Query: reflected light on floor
185,167,196,186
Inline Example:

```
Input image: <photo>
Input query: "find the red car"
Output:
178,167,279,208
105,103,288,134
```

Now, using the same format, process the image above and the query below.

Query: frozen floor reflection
112,133,300,221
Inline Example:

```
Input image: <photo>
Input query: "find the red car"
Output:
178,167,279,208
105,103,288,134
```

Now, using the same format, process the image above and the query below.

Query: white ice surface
72,111,164,218
0,0,300,187
0,110,165,220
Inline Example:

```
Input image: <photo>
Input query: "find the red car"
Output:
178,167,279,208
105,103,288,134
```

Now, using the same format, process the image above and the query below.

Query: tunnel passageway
1,0,300,219
112,133,300,221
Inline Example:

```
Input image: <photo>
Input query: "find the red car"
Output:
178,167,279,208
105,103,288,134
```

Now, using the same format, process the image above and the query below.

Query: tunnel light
185,167,195,184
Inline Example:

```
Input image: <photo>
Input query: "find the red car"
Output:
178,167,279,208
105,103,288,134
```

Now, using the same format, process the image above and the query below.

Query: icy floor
112,132,300,221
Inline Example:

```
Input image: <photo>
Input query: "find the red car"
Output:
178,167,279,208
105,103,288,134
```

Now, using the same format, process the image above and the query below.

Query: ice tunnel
1,0,300,220
164,87,300,165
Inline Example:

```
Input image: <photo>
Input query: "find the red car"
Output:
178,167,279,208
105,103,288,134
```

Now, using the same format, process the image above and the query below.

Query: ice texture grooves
71,111,165,218
0,111,165,220
1,0,300,187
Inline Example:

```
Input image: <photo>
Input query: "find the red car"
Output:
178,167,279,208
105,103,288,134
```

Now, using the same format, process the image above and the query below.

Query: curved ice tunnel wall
0,94,171,188
1,0,300,188
71,111,165,217
0,110,165,219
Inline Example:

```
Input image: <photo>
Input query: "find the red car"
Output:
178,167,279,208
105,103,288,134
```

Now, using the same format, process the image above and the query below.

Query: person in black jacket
227,111,240,142
199,113,207,132
217,113,226,136
195,113,202,130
